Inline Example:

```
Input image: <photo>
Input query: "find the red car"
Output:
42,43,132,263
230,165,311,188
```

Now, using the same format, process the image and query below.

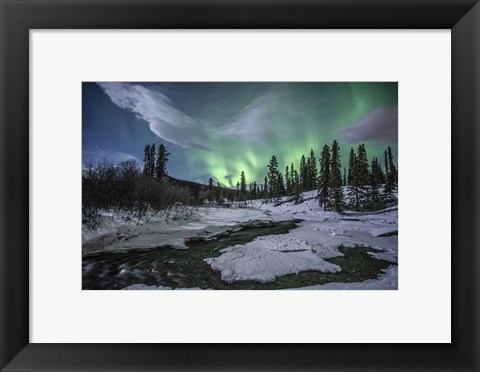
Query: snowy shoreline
83,191,398,289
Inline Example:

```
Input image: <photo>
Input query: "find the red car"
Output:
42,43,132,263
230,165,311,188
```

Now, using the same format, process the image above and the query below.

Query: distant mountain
166,176,236,199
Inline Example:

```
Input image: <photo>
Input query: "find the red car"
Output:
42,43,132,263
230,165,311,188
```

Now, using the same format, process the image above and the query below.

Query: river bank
82,191,398,290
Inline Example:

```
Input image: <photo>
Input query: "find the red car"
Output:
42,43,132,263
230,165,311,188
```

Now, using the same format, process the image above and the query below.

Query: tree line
83,140,398,225
82,143,191,225
231,141,397,212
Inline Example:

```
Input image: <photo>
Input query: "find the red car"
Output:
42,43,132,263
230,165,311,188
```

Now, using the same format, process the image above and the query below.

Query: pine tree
347,147,356,186
378,157,386,184
384,150,389,178
240,171,247,200
356,144,369,186
355,143,370,210
347,144,370,211
285,165,291,196
368,158,384,210
290,163,296,194
306,157,312,191
309,148,317,189
300,155,308,191
371,158,383,185
267,155,280,199
155,144,170,180
143,144,152,177
216,182,222,202
277,173,285,196
328,140,344,212
318,145,331,210
343,167,347,186
264,176,268,200
292,169,302,204
208,177,214,191
388,146,397,185
149,144,156,177
384,146,398,200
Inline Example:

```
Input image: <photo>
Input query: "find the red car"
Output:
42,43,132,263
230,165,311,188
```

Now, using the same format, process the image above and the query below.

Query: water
82,220,392,290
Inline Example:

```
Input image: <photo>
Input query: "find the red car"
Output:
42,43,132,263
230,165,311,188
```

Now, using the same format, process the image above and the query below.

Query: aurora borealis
83,82,397,187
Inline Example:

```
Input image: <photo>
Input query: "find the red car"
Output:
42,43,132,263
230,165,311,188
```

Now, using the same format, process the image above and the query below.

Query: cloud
215,90,283,143
338,106,398,144
97,82,213,150
82,149,140,166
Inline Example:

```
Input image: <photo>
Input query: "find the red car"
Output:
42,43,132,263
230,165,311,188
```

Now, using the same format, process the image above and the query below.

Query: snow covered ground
82,206,273,254
83,190,398,289
203,191,397,287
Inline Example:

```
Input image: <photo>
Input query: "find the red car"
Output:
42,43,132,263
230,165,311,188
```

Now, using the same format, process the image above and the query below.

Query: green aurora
83,82,397,187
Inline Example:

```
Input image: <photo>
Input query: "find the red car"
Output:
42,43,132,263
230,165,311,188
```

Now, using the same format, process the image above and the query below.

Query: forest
82,141,398,226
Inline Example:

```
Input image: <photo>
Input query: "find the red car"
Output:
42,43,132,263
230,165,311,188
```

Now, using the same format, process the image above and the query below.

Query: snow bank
205,191,398,284
83,207,274,254
121,284,205,290
205,235,341,283
291,266,398,290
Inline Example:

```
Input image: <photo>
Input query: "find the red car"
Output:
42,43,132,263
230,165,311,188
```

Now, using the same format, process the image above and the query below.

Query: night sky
82,82,397,187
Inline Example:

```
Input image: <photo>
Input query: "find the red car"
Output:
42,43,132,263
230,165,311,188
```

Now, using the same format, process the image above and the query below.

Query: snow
203,192,398,285
82,207,274,254
290,266,398,290
84,189,398,289
121,284,205,290
205,239,340,283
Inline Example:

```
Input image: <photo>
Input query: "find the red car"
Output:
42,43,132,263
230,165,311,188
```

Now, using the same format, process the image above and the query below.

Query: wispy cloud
98,82,287,149
338,106,398,144
97,82,213,150
82,149,141,166
215,91,282,143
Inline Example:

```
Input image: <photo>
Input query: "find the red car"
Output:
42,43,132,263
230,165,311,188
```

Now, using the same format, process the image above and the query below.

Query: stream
82,220,393,290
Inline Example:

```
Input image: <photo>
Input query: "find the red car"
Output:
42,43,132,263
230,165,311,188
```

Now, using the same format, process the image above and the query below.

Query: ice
290,266,398,290
204,191,398,284
121,284,205,290
205,235,341,283
85,189,398,289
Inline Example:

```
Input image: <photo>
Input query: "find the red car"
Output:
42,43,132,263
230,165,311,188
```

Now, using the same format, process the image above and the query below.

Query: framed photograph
1,0,479,371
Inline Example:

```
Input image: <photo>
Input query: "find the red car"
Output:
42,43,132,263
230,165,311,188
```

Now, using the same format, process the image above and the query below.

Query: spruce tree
328,140,344,212
240,171,247,200
267,155,280,199
285,165,291,196
384,146,398,200
290,163,296,194
384,150,389,178
347,147,356,186
368,158,383,210
143,144,152,177
343,167,347,186
347,144,369,211
264,176,268,200
292,169,302,204
309,148,317,189
355,143,370,210
306,157,312,191
155,144,170,180
300,155,307,191
216,182,222,202
149,144,156,177
318,145,331,210
387,146,398,185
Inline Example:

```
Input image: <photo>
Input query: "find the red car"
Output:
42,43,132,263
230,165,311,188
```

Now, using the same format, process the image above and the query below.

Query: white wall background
30,30,451,343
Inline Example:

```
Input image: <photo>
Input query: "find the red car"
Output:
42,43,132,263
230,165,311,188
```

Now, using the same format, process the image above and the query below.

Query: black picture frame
1,1,479,371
